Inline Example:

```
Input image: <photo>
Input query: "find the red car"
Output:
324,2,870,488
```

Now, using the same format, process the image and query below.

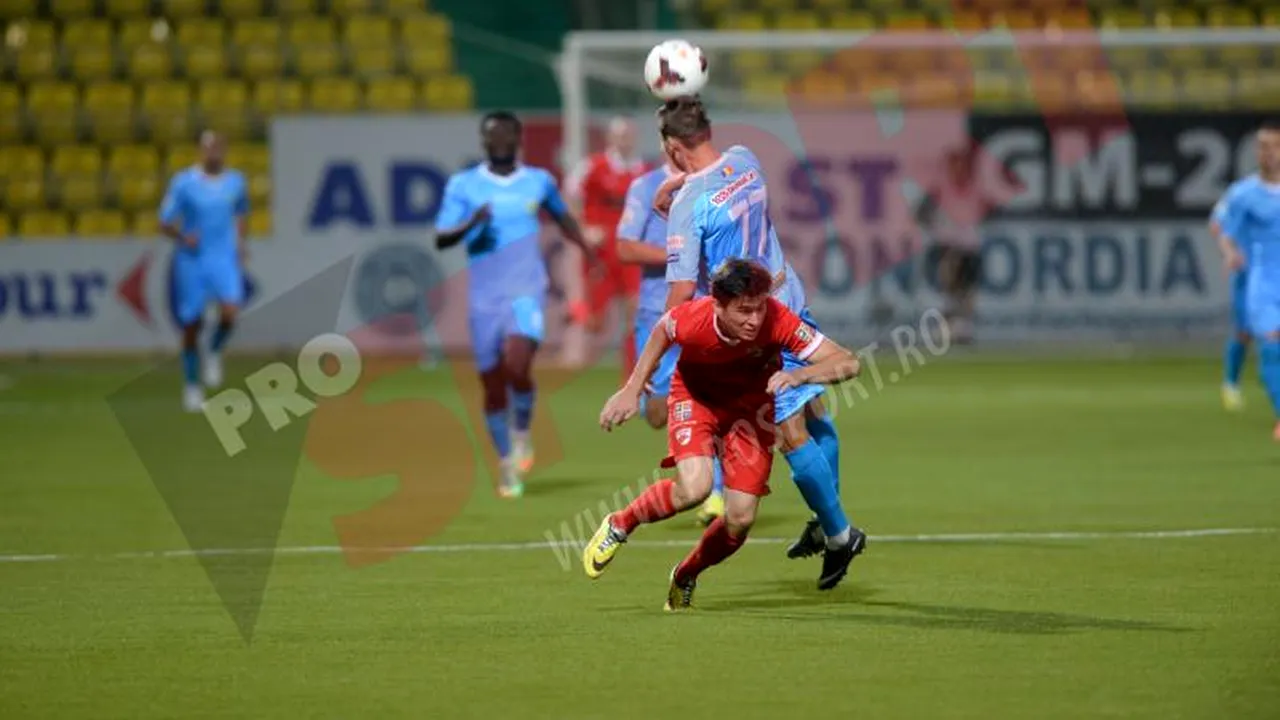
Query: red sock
612,479,676,534
621,329,637,382
674,517,747,584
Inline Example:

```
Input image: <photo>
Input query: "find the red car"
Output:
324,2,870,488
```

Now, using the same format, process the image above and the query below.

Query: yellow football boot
695,492,724,527
1222,384,1245,412
582,514,626,579
663,566,696,612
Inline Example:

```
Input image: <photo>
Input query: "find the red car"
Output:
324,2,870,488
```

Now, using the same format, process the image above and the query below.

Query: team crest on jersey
675,427,693,446
668,234,684,250
795,324,814,343
721,165,734,177
673,400,693,422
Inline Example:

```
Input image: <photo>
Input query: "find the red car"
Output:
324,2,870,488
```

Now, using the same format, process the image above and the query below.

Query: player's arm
601,308,678,430
235,174,250,261
1215,189,1247,271
664,189,702,311
615,178,666,266
158,174,195,248
766,302,860,394
434,175,489,250
536,170,594,257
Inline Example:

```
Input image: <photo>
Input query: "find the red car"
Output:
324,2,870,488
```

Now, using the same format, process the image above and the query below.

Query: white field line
0,527,1275,565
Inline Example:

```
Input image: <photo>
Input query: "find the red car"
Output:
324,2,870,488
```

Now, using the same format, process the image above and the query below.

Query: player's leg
173,256,208,412
1251,297,1280,438
505,296,544,475
619,264,641,381
204,259,245,389
470,308,520,497
955,250,980,344
804,397,839,494
1223,272,1250,411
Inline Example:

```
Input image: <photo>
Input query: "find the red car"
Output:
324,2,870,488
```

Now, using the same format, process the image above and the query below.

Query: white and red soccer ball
644,40,709,101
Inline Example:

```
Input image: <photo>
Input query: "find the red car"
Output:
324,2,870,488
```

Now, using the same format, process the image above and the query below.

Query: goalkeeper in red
585,259,862,610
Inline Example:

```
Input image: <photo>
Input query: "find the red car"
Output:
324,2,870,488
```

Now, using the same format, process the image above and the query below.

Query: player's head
481,110,522,166
710,259,773,342
607,116,637,158
199,130,226,174
1257,120,1280,177
657,95,711,173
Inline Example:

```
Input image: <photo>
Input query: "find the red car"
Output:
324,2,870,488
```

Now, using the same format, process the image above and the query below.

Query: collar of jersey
712,314,739,345
686,152,728,180
479,164,526,185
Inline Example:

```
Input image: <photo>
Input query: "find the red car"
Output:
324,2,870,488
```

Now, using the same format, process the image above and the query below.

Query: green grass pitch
0,355,1277,719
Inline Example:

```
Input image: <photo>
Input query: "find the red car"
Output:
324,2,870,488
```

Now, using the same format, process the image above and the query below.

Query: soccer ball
644,40,709,101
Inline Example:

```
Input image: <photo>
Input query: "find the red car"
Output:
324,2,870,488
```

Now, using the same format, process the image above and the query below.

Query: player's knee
181,322,202,347
219,305,239,324
1238,331,1254,344
480,371,507,412
776,414,810,453
644,397,668,428
673,458,714,508
723,504,755,537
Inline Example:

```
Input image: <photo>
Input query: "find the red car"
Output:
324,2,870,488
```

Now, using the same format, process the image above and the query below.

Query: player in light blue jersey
617,164,726,526
654,97,865,589
1210,181,1252,411
159,131,249,413
435,111,593,496
1218,120,1280,441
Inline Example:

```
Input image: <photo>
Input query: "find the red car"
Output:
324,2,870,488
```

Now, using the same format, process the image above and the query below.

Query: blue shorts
775,308,825,423
470,295,544,372
1230,270,1249,334
635,308,678,397
1248,287,1280,338
172,253,244,326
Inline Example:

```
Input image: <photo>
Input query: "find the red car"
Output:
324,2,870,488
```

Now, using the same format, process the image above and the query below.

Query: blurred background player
158,131,249,413
914,145,990,345
589,260,863,607
435,111,593,497
1217,120,1280,440
616,160,726,525
563,117,648,374
1211,179,1252,411
654,97,865,574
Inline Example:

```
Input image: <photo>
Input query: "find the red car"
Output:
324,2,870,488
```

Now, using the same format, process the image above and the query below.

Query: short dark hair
711,259,772,304
481,110,521,133
657,96,710,144
1261,119,1280,133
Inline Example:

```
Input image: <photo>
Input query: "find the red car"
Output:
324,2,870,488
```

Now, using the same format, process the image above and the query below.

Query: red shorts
664,393,776,497
585,252,640,313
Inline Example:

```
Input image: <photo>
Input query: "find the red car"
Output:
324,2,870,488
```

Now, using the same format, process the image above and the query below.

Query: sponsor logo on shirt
709,169,758,207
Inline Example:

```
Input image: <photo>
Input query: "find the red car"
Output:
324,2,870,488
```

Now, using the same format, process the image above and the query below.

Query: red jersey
665,297,825,409
566,151,648,231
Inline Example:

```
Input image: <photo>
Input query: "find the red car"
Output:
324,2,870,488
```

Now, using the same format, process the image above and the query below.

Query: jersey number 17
727,188,770,260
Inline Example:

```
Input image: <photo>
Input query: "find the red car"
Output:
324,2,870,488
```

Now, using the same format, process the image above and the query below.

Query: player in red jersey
565,117,648,377
583,259,863,610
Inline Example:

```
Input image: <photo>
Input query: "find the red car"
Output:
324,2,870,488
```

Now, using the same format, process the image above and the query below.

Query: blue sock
1260,341,1280,417
181,347,199,385
805,414,840,494
484,409,512,459
210,321,234,354
784,440,849,538
712,457,724,494
511,388,535,432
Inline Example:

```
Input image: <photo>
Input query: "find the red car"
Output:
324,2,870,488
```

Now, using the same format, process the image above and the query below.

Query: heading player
1211,178,1253,412
587,260,863,609
616,161,726,525
1216,120,1280,440
565,117,648,376
435,111,594,497
653,96,863,571
159,130,249,413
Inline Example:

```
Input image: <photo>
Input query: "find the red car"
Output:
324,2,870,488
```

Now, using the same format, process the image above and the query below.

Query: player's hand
583,225,606,248
472,204,492,226
599,388,641,431
653,173,687,219
181,234,198,249
1224,248,1245,272
766,370,801,396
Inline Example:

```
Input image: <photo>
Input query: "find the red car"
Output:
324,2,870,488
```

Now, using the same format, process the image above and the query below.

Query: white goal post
557,28,1280,172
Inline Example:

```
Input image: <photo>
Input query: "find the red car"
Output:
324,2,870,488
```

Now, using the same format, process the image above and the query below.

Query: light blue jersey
159,167,249,324
1213,181,1251,332
618,166,678,396
435,164,568,371
1219,174,1280,337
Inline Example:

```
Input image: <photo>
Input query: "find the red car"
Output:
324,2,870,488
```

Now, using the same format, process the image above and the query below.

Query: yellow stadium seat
386,0,424,15
220,0,262,19
991,10,1040,29
308,77,360,112
1219,45,1260,68
19,211,70,237
252,79,305,113
1105,47,1149,71
6,177,47,211
1124,69,1178,109
108,145,160,177
204,108,251,141
1047,8,1092,30
198,80,248,111
27,83,80,144
365,77,416,111
715,11,764,30
160,0,205,18
774,10,821,30
118,175,162,211
0,0,36,19
1153,9,1201,29
130,211,161,236
1098,9,1147,30
972,70,1013,106
420,75,473,110
58,175,103,212
241,46,283,78
62,19,112,48
832,48,877,75
177,19,225,46
69,47,114,81
1159,46,1205,69
247,209,271,237
1206,8,1256,27
741,73,789,107
1264,8,1280,27
287,17,335,46
185,46,227,79
404,45,451,76
105,0,149,16
884,12,931,31
332,0,373,14
345,15,393,46
794,72,848,106
942,11,987,31
232,19,279,46
51,146,102,178
142,81,191,115
84,83,137,144
0,85,21,145
227,143,268,173
0,214,10,238
142,82,194,145
0,146,45,180
164,145,199,175
276,0,316,15
118,20,160,49
1181,69,1233,109
350,47,397,77
130,45,174,80
826,10,876,29
400,14,451,42
51,0,94,17
15,48,57,81
730,50,771,76
780,50,823,75
295,46,341,77
1236,69,1280,110
11,21,57,48
906,75,963,108
246,171,271,207
75,210,129,236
